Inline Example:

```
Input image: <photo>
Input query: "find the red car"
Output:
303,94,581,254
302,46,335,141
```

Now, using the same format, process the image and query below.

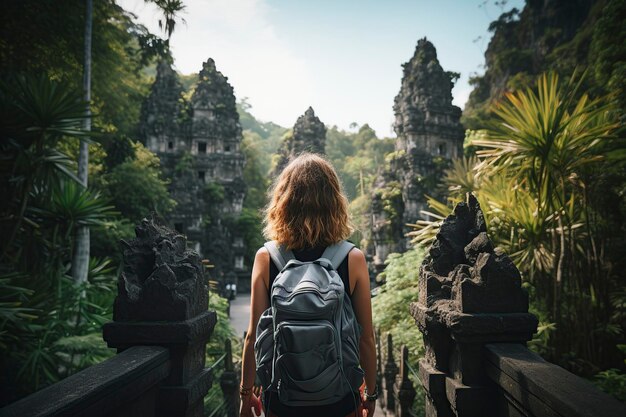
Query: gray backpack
254,240,364,406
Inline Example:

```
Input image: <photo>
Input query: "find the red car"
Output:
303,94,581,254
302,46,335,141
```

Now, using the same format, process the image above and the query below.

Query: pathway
229,292,251,338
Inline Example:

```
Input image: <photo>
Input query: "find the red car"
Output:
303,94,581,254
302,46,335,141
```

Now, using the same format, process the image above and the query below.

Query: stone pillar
103,215,217,417
410,195,537,417
375,329,383,407
383,333,399,413
220,339,240,417
394,345,416,417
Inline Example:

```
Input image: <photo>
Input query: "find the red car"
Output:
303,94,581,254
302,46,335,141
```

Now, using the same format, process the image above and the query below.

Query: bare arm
240,248,270,416
349,248,377,394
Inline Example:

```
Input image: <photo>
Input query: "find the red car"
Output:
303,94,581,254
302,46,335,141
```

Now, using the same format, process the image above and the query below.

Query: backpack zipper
273,284,339,302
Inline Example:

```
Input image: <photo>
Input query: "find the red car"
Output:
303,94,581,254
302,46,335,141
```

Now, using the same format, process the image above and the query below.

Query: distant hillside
237,99,288,176
463,0,626,128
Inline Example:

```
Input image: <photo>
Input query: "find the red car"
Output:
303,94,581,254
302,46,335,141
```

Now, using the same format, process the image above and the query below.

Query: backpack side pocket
254,308,274,389
341,299,362,370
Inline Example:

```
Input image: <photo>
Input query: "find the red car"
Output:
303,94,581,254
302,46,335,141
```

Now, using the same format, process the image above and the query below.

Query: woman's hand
361,396,376,417
239,393,261,417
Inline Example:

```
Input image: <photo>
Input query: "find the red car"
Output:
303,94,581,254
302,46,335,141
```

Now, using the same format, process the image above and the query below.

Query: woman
239,153,377,417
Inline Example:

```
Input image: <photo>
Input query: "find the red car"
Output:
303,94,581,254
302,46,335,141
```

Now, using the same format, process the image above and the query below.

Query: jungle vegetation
0,0,624,410
0,0,216,405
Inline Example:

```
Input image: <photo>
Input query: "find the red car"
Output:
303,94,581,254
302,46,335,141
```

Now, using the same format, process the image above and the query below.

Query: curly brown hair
263,153,352,250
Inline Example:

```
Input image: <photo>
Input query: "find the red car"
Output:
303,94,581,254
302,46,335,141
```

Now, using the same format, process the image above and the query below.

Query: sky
118,0,524,137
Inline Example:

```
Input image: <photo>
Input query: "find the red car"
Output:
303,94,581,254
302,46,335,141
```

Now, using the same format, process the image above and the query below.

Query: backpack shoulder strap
321,241,355,270
263,241,295,270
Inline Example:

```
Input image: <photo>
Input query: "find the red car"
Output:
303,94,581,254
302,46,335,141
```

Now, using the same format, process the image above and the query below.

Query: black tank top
265,245,359,417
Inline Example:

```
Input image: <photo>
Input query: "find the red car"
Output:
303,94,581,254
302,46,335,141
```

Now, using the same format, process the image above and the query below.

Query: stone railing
377,332,418,417
0,216,241,417
410,195,626,417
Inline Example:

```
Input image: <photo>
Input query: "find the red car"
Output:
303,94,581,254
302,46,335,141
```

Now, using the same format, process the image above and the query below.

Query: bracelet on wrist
239,385,252,397
364,385,378,401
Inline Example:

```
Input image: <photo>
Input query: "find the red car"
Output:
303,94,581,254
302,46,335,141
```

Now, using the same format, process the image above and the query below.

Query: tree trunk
554,212,565,354
359,167,365,196
72,0,92,285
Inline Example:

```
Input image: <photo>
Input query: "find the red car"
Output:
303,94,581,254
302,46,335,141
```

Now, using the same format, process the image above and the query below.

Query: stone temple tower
141,60,185,153
272,107,327,176
370,38,464,272
140,59,246,278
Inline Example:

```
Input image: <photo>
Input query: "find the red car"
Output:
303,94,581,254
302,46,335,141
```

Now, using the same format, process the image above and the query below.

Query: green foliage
474,73,619,214
1,259,116,399
406,195,450,247
0,75,88,222
91,219,135,264
33,179,116,228
237,100,287,176
372,248,424,357
371,247,426,414
103,136,136,169
235,209,265,270
326,124,394,201
0,0,164,138
206,292,237,355
375,181,404,224
348,194,372,248
235,102,288,266
0,0,202,405
241,132,271,209
178,73,198,92
0,75,114,273
204,291,240,413
174,151,194,176
325,124,393,249
0,274,37,351
589,0,626,113
593,368,626,402
204,182,226,206
99,142,176,223
0,10,174,397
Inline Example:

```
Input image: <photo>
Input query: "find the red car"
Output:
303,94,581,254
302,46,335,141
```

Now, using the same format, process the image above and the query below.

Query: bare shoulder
256,246,269,257
347,247,369,295
255,246,270,263
253,247,270,289
348,247,367,264
254,247,270,270
348,247,368,280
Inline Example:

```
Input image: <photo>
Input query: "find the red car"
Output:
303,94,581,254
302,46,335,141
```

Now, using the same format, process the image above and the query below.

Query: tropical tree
0,1,189,402
0,76,90,261
473,72,620,326
0,75,118,401
72,0,93,285
149,0,187,39
72,0,188,284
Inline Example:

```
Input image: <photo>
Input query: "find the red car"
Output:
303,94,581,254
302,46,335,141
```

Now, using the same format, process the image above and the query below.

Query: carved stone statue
411,194,537,417
114,214,208,321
